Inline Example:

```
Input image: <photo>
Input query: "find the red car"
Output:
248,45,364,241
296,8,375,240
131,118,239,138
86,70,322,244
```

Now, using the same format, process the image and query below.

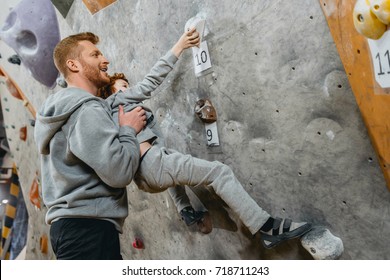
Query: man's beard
80,59,109,88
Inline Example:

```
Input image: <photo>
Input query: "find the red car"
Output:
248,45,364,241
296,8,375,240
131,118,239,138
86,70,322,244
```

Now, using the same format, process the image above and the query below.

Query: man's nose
101,56,109,65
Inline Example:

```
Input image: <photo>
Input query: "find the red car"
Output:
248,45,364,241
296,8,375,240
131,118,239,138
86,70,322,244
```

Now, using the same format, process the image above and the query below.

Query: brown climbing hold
29,173,41,209
82,0,117,15
194,99,217,123
197,211,213,234
19,126,27,141
5,78,23,100
40,234,48,254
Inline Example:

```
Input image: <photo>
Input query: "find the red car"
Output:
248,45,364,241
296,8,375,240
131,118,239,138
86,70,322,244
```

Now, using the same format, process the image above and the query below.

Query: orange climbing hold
29,173,41,209
5,78,23,100
40,234,48,254
19,126,27,141
82,0,117,15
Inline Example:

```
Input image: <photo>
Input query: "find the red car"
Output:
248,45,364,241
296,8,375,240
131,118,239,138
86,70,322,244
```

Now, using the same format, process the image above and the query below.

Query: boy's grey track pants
134,146,270,234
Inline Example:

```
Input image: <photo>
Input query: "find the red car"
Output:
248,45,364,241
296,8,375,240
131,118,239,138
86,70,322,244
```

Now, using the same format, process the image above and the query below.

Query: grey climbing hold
301,226,344,260
0,0,60,88
56,77,68,88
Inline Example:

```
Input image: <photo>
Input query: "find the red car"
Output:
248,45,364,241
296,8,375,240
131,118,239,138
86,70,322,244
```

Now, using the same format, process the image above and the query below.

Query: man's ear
66,59,80,73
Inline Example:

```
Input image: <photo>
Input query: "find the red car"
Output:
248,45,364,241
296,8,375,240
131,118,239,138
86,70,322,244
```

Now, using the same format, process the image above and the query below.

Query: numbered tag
368,30,390,88
192,40,212,76
204,121,219,147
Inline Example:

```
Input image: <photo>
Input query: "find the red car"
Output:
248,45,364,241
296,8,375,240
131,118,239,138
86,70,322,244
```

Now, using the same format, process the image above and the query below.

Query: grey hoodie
34,87,140,232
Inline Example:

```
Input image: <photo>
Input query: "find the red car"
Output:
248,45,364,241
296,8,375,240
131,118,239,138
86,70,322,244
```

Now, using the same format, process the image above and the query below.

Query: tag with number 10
192,40,212,76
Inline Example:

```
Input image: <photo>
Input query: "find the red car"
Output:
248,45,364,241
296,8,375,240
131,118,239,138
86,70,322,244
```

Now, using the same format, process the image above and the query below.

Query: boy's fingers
187,26,196,34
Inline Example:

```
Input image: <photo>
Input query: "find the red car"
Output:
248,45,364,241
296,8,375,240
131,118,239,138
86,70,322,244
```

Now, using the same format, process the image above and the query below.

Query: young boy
99,72,212,234
99,28,312,249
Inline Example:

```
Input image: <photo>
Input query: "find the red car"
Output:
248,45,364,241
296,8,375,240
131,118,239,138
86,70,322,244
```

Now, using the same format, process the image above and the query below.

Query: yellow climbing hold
353,0,387,39
370,0,390,24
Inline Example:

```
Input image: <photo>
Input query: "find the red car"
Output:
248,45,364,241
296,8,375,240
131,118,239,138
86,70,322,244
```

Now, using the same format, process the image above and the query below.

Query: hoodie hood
34,87,101,155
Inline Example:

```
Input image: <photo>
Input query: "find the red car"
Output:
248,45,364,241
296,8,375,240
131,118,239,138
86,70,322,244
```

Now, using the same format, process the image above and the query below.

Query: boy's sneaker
260,217,312,249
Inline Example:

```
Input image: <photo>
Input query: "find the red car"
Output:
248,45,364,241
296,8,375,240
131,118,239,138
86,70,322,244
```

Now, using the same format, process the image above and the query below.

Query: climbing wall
0,0,389,260
320,0,390,190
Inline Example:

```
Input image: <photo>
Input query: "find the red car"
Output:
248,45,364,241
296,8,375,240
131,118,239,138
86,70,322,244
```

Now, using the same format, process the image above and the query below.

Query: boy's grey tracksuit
106,50,270,234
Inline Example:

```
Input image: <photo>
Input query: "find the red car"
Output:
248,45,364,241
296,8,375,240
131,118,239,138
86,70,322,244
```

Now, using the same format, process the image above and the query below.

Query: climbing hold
56,77,68,88
300,226,344,260
82,0,117,15
370,0,390,24
194,99,217,123
7,54,21,65
51,0,75,18
185,15,206,42
5,78,22,100
197,211,213,234
19,126,27,141
40,234,48,254
132,237,144,249
353,0,387,40
29,173,41,209
0,0,60,87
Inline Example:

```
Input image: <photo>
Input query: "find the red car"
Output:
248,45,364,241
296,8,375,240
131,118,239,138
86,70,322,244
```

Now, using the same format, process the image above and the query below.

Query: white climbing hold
301,226,344,260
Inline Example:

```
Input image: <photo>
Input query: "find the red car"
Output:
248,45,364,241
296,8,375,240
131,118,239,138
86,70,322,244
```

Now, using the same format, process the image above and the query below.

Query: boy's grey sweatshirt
34,87,140,232
106,50,178,146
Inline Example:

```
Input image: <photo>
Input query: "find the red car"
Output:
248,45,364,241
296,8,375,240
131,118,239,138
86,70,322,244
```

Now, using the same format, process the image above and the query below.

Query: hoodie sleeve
112,50,179,107
68,101,140,188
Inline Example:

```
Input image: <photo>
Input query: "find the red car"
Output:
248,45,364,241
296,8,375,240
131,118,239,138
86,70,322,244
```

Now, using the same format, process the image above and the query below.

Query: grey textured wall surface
0,0,389,259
